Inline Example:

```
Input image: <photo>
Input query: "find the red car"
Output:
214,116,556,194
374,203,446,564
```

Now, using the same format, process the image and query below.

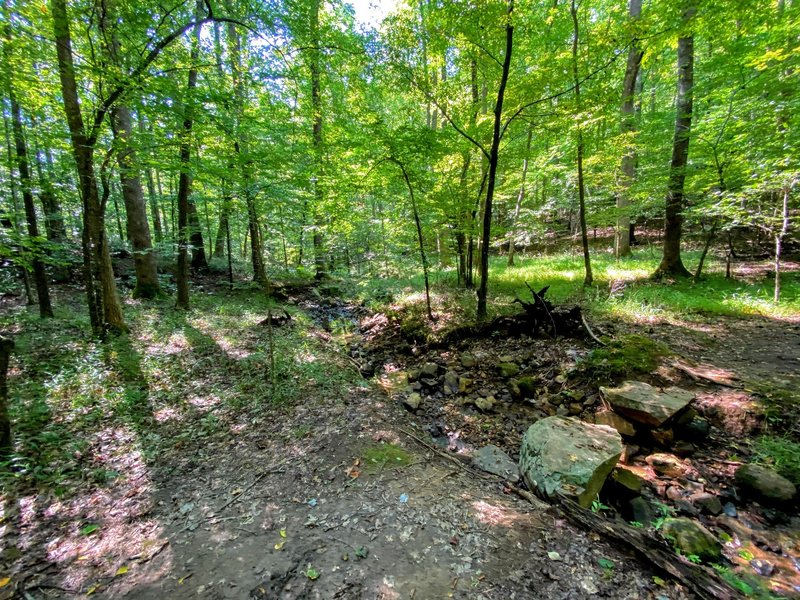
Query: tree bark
616,0,643,258
476,0,514,322
774,184,793,302
176,0,204,309
310,0,326,280
571,0,593,287
51,0,126,334
654,2,695,278
0,335,13,458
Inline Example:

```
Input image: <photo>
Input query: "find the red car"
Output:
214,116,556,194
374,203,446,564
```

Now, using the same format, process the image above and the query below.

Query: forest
1,0,799,598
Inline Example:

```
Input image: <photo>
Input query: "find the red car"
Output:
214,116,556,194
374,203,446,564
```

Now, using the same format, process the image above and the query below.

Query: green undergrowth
572,335,670,385
1,286,362,494
361,443,413,473
752,436,800,486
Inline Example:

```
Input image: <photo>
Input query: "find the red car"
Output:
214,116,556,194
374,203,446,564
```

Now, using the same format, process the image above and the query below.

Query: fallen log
557,496,741,599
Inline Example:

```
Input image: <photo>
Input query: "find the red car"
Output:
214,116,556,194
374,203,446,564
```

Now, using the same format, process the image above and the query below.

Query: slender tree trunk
774,184,792,302
508,126,533,267
29,116,67,242
214,188,231,258
655,2,695,278
137,115,163,243
616,0,643,258
310,0,326,280
176,1,204,309
51,0,125,333
571,0,593,286
476,0,514,322
9,97,54,317
0,335,13,458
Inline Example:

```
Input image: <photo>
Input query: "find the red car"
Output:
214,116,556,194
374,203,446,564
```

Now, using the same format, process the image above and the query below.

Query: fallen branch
398,428,494,480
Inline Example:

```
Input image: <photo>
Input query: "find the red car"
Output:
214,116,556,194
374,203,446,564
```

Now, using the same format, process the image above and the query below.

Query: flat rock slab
519,416,622,508
472,445,520,482
601,381,694,427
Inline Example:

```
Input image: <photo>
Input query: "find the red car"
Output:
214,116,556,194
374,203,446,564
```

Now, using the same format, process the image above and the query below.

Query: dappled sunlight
470,500,527,528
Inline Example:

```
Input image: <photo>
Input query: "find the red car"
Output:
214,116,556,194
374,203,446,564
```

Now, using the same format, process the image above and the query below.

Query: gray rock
556,405,570,417
594,410,636,437
475,395,496,412
519,416,623,508
628,496,654,525
497,362,520,378
722,502,738,518
443,370,459,395
690,492,723,516
403,393,421,411
460,353,477,368
612,466,644,494
498,354,515,363
677,416,710,442
735,464,796,504
660,518,722,560
601,381,694,427
473,445,520,482
420,362,439,377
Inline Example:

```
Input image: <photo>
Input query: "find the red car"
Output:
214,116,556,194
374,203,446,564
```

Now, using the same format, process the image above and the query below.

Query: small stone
458,377,472,393
666,485,684,502
556,405,569,417
660,518,722,561
420,377,438,388
645,453,686,478
651,428,674,447
594,410,636,437
629,496,654,525
515,376,538,398
621,445,640,464
568,403,583,416
407,368,421,382
750,559,774,577
498,354,515,363
677,416,710,442
611,466,644,494
579,578,599,595
722,502,738,518
690,492,723,516
473,445,520,482
672,441,696,456
554,375,566,384
443,370,459,395
460,353,477,368
497,362,520,378
403,393,421,411
420,362,439,377
735,464,796,504
475,396,496,411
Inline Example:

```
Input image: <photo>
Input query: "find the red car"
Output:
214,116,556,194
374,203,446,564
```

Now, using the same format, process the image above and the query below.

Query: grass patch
361,443,413,473
572,334,670,384
752,436,800,486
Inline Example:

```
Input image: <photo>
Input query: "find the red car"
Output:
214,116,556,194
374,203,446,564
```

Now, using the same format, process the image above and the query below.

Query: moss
574,335,669,385
361,443,413,473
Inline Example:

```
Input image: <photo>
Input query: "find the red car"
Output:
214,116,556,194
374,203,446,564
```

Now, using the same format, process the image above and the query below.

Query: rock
458,377,472,393
403,393,421,411
568,403,583,416
554,375,567,384
475,396,496,412
660,518,722,561
628,496,655,525
556,405,570,417
519,416,623,508
750,559,774,577
460,353,477,368
473,445,520,482
612,466,644,494
690,492,723,516
677,416,710,442
650,428,674,447
443,370,459,395
420,362,439,377
407,368,421,382
645,453,686,478
601,381,694,427
735,464,796,504
409,382,422,391
621,444,640,464
498,354,515,363
722,502,737,518
515,376,538,398
594,410,636,437
497,362,520,378
666,485,684,502
420,377,438,388
672,441,696,456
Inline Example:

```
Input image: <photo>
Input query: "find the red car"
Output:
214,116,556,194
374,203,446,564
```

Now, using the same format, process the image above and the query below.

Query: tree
654,2,696,278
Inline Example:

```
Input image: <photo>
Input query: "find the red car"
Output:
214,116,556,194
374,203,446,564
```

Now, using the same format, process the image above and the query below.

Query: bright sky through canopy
348,0,399,27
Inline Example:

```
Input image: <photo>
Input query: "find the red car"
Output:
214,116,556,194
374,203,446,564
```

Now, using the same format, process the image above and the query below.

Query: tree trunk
571,0,593,287
51,0,125,334
476,0,514,322
654,3,695,278
774,185,792,302
616,0,643,258
137,115,163,244
29,116,67,242
310,0,326,280
214,189,231,258
0,335,13,458
176,1,204,309
508,126,533,267
111,107,161,298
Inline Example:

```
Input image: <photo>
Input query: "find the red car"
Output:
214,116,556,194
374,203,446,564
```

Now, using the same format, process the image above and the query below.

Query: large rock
473,445,520,482
645,453,686,478
735,464,796,505
660,518,722,561
519,416,623,508
601,381,694,427
594,409,636,437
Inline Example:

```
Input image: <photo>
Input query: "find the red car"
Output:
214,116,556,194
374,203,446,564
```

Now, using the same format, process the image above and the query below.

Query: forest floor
2,263,800,599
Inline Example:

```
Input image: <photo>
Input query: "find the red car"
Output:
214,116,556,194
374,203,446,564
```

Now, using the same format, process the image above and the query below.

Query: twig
580,313,606,346
398,428,493,480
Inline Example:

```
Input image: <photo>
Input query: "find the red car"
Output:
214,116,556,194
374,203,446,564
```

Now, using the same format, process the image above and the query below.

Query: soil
3,286,800,599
